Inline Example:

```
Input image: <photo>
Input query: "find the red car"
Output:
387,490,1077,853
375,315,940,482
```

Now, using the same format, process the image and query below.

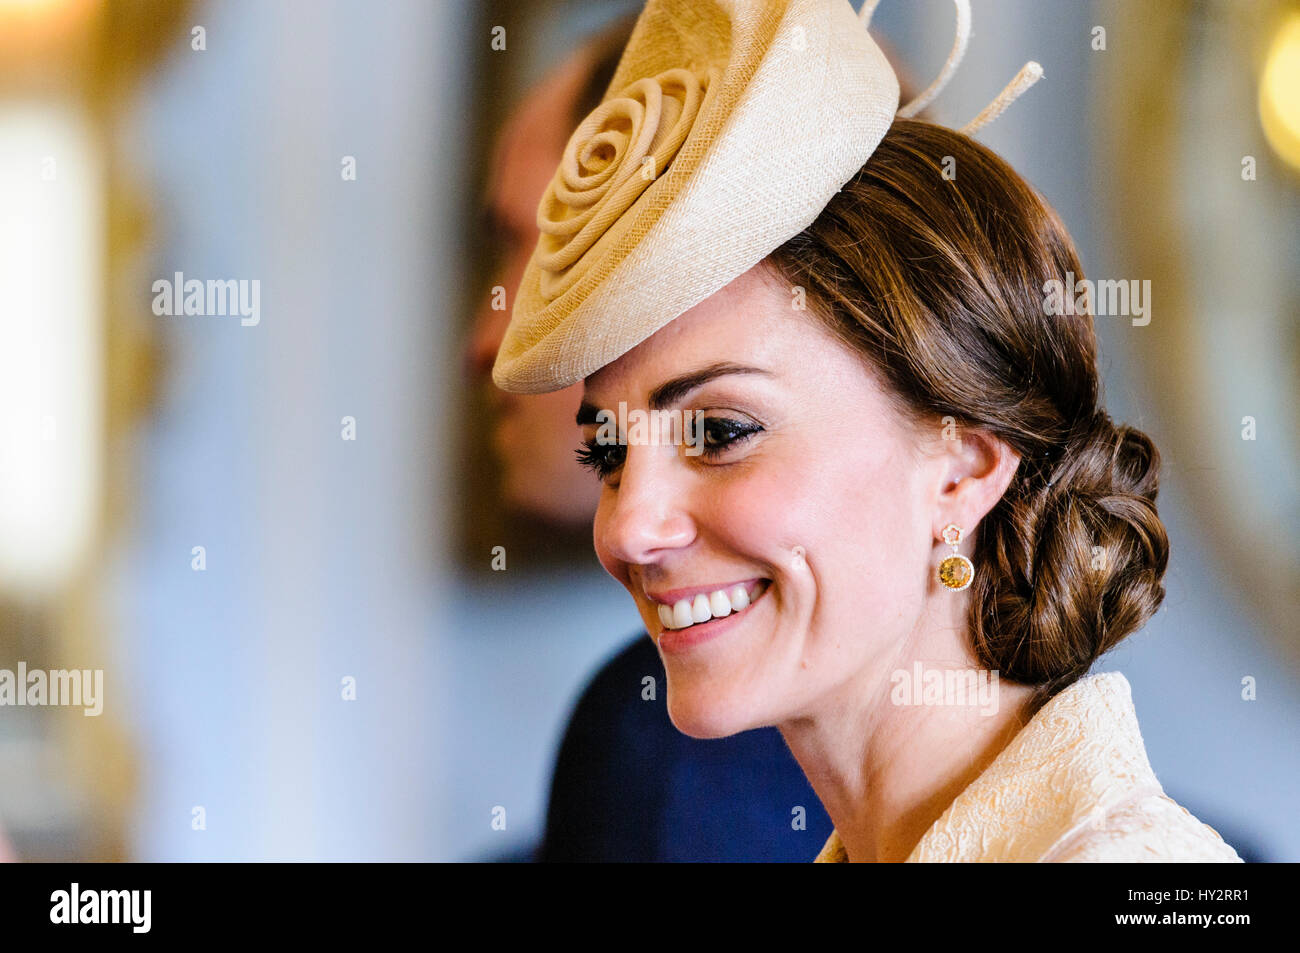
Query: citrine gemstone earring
938,524,974,591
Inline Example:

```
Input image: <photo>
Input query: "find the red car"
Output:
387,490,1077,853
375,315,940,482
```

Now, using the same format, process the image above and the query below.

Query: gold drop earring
938,523,974,591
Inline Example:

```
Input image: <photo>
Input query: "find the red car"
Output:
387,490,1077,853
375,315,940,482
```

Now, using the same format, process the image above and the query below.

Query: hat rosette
536,67,709,302
492,0,1045,394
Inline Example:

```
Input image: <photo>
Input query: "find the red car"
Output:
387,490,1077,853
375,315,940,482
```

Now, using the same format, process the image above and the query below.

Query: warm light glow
0,0,96,27
0,102,103,598
0,0,99,66
0,0,70,9
1260,13,1300,172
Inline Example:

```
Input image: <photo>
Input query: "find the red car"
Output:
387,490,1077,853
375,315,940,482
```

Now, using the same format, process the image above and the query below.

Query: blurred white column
0,102,102,600
124,0,467,859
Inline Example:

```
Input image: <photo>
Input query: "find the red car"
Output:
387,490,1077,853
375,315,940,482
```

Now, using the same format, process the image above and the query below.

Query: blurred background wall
0,0,1295,861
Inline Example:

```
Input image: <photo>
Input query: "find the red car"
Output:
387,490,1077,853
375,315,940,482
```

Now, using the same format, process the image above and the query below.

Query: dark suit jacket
539,632,832,861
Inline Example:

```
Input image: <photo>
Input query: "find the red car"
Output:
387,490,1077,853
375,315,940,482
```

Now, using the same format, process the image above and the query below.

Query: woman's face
581,264,948,738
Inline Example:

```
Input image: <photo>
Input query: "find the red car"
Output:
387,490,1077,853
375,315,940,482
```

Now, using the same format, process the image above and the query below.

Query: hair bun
1066,410,1161,504
973,410,1169,696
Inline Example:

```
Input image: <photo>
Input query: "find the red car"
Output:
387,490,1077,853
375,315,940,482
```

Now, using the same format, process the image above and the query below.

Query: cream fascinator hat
492,0,1041,394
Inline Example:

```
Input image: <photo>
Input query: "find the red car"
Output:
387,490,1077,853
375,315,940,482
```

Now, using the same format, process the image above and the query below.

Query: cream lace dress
813,672,1243,862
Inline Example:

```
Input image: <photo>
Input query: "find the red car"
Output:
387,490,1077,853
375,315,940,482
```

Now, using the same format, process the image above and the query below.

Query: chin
664,677,763,740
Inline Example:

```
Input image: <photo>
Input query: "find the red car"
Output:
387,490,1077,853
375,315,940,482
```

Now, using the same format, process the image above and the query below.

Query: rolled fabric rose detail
535,67,708,302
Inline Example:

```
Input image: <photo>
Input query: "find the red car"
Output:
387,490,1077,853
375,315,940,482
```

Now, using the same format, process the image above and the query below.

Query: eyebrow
576,362,773,425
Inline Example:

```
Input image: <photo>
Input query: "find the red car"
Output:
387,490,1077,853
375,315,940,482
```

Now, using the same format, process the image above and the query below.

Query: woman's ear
931,426,1021,537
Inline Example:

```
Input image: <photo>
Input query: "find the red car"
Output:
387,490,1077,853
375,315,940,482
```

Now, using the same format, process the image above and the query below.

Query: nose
596,444,697,568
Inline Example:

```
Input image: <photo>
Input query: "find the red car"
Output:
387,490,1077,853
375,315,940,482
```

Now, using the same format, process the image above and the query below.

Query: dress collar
813,671,1161,862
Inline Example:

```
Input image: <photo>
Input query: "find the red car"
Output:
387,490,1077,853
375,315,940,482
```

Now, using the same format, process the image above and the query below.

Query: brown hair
764,118,1167,703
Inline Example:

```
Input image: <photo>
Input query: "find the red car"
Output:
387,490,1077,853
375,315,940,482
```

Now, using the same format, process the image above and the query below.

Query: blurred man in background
464,28,614,526
465,15,833,861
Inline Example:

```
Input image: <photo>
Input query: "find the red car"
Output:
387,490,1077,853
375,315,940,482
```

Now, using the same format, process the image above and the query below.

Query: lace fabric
813,672,1242,863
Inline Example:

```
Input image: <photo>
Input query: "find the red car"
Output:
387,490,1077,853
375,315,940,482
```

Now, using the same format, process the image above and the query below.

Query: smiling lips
650,580,768,631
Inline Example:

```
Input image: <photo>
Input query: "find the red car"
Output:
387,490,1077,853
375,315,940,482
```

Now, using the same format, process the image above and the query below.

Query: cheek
706,439,931,613
852,458,935,606
717,439,912,538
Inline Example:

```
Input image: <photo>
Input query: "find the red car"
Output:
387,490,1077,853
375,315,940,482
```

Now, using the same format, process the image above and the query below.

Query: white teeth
656,582,764,630
672,599,694,629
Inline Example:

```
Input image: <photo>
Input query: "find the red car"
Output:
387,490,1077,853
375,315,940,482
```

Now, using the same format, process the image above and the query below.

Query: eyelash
575,417,763,481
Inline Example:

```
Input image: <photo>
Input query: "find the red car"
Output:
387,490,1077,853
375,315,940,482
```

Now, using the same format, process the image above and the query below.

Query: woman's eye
695,417,763,456
576,416,762,482
575,440,625,480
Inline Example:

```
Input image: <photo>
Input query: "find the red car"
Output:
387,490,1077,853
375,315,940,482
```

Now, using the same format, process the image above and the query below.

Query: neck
778,604,1037,863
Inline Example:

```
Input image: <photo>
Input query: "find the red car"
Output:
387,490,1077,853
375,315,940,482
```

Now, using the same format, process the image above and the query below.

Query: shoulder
592,631,663,684
553,632,663,750
541,633,669,861
565,633,662,719
1049,793,1244,863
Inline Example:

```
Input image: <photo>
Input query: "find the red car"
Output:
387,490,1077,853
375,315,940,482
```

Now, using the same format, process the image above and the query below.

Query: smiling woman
491,0,1244,863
